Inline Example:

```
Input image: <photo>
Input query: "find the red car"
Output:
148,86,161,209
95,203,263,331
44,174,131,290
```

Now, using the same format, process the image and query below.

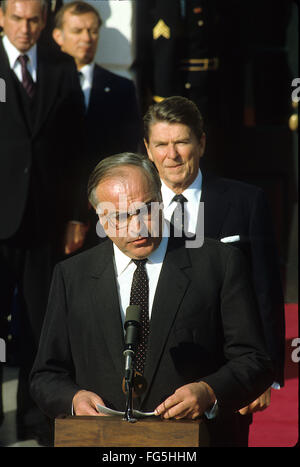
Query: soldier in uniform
135,0,222,172
135,0,220,122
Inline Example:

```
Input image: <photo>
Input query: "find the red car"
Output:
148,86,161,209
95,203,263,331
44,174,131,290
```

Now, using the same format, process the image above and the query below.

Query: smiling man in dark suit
30,152,273,447
0,0,86,443
52,1,141,249
143,95,285,445
53,1,141,172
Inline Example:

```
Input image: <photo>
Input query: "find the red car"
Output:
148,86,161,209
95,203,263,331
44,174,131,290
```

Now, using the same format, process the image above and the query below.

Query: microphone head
124,305,141,327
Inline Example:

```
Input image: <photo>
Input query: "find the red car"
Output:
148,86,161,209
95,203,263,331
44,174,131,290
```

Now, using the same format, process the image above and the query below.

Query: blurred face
145,122,206,194
95,166,162,260
53,11,99,69
0,0,46,53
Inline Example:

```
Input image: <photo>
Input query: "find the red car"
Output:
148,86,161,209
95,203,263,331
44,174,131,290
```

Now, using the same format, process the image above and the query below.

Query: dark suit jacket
83,64,141,177
201,174,285,386
30,237,273,444
80,65,142,249
0,40,86,243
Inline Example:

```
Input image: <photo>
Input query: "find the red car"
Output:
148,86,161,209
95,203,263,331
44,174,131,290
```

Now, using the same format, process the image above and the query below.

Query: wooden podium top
55,416,209,447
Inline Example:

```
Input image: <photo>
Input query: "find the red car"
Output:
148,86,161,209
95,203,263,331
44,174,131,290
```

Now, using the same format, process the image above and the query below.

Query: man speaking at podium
30,153,273,446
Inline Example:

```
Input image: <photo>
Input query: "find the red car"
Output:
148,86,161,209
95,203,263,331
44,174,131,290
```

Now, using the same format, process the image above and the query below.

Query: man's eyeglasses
103,201,158,230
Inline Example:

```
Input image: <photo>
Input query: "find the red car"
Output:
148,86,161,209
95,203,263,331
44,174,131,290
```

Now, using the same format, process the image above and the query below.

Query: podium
54,416,210,447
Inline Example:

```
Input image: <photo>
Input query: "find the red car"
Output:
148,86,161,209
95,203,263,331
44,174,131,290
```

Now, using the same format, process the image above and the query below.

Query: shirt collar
2,35,37,70
78,62,95,86
161,169,202,207
113,230,169,276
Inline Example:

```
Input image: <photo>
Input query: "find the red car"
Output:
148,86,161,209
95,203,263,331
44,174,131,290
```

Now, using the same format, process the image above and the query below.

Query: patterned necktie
130,259,149,374
170,194,187,237
17,55,35,98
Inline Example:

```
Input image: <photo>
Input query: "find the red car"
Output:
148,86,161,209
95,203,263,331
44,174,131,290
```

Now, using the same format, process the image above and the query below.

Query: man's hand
72,390,107,416
154,382,216,420
239,387,271,415
64,222,88,255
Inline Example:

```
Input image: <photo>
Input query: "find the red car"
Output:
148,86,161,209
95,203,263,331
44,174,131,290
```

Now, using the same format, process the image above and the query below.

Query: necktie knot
18,54,29,66
172,194,187,205
132,258,148,268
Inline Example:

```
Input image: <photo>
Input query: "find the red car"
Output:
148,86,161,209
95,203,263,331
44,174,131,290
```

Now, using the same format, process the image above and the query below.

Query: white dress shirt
113,232,168,325
161,169,202,235
2,35,37,82
78,62,94,109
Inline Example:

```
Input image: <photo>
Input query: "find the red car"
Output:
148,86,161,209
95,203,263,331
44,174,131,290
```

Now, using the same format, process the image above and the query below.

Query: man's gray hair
87,152,162,208
0,0,47,14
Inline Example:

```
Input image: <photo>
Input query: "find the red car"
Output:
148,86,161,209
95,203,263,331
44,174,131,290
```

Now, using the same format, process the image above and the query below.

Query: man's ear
98,215,108,232
144,139,153,162
199,132,206,158
0,8,4,29
52,28,64,47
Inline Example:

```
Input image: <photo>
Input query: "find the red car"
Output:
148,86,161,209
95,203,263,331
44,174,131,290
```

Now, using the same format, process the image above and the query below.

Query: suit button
24,167,28,174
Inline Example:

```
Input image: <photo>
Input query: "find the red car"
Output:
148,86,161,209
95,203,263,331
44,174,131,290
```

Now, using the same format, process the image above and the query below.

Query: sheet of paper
96,404,156,418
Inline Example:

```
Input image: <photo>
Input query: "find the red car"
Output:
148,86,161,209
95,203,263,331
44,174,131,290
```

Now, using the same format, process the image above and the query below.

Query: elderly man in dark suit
52,1,141,249
143,95,285,445
53,1,141,171
0,0,86,443
30,152,273,447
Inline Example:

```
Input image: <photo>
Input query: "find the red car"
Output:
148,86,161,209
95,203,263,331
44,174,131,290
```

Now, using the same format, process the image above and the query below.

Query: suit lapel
87,65,102,113
89,241,125,377
141,240,191,404
33,47,58,137
87,65,112,116
201,175,231,238
0,41,30,135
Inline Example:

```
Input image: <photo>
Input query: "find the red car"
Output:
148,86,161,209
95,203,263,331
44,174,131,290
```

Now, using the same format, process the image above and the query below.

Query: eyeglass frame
99,200,163,230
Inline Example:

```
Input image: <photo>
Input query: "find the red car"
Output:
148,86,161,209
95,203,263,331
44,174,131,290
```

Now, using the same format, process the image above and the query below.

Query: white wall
64,0,136,80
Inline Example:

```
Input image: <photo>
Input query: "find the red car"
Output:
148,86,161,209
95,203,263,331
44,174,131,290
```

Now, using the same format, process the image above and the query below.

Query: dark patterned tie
130,259,149,374
17,55,35,98
170,194,187,237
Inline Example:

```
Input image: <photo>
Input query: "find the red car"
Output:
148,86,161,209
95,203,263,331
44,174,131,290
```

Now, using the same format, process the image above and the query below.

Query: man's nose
20,19,30,34
81,29,92,41
166,143,178,159
128,213,148,238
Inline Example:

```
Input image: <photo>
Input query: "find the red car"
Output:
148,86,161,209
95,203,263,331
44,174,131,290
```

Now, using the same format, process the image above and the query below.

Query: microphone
123,305,141,384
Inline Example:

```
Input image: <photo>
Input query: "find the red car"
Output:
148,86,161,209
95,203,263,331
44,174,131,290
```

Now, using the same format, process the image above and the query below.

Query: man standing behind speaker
52,1,141,249
0,0,86,444
143,96,286,446
53,1,141,177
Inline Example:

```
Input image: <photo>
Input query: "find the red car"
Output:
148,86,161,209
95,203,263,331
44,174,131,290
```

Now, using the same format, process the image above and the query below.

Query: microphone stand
123,349,137,423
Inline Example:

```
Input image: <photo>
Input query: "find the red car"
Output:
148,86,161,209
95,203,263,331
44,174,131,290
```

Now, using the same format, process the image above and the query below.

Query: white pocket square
220,235,240,243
